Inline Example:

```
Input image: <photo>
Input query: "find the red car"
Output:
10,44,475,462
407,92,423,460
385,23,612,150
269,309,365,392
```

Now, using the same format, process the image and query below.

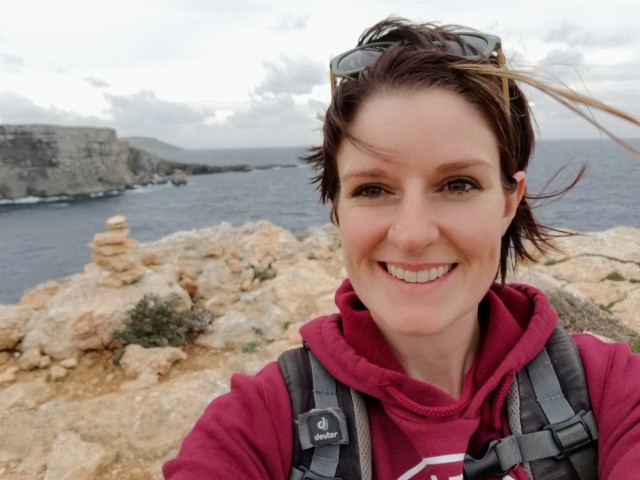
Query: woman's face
334,88,525,342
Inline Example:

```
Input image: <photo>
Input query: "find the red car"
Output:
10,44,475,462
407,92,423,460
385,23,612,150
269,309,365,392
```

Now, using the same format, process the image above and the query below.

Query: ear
330,200,339,225
502,171,526,233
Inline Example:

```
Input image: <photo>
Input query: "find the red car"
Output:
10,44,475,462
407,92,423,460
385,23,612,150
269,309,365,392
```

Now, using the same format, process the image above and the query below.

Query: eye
443,177,479,194
353,184,385,198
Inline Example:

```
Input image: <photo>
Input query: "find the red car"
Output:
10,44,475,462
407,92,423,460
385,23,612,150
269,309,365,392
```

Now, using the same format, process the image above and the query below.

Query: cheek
448,207,504,259
337,208,386,263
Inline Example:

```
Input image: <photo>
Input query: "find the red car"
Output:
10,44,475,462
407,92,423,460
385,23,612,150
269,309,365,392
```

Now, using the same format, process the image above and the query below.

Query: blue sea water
1,139,639,304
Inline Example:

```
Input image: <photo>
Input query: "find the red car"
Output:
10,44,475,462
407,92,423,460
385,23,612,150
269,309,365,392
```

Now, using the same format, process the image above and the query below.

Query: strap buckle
299,466,342,480
463,439,510,479
543,410,595,459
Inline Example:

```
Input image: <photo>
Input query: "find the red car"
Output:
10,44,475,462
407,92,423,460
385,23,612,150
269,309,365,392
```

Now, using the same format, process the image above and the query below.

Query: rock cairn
89,215,145,287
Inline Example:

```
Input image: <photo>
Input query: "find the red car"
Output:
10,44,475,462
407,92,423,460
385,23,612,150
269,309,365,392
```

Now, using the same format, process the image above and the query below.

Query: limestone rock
0,377,54,412
0,366,19,385
19,269,190,360
0,305,28,350
119,344,187,385
59,357,78,369
90,239,139,257
18,281,62,309
0,125,206,201
101,264,146,287
44,431,114,480
91,229,131,247
0,351,11,365
49,365,68,381
171,169,188,186
106,215,128,230
89,216,146,288
18,348,42,371
93,253,135,272
0,220,638,479
0,328,21,351
39,356,52,368
613,287,640,333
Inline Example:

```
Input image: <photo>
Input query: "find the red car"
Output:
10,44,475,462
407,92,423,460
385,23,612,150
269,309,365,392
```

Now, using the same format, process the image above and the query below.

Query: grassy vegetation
113,293,211,348
250,263,276,282
242,342,259,353
604,271,626,282
548,289,637,344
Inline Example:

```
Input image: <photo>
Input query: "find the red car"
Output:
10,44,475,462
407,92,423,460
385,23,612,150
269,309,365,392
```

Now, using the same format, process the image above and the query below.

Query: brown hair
302,17,640,281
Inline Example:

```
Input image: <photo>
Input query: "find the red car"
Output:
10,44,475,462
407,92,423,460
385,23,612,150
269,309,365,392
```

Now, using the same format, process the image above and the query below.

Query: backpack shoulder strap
278,346,371,480
464,327,598,480
517,327,598,480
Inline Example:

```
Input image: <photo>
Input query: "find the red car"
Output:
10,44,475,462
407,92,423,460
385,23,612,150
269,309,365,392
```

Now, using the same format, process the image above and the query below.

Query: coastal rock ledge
0,125,176,200
0,124,259,201
0,221,638,479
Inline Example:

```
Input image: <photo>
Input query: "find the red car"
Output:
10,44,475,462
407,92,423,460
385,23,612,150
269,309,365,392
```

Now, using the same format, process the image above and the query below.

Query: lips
385,263,454,283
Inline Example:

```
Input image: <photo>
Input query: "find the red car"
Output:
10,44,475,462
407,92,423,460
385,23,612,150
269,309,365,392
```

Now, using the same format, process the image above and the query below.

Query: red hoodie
163,281,640,479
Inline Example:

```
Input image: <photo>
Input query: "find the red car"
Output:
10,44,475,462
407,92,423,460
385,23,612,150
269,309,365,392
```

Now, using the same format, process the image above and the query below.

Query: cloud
1,53,24,73
103,90,214,133
254,55,325,96
544,23,635,48
540,49,584,65
275,15,309,31
85,76,110,88
227,94,314,129
0,90,102,125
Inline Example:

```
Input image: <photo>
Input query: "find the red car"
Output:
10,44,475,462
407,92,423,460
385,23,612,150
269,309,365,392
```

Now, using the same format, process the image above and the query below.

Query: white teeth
404,270,417,282
416,270,429,282
385,263,453,283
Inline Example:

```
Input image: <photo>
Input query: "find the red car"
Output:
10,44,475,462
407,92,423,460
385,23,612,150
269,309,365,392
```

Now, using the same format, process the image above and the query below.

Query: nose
387,193,440,253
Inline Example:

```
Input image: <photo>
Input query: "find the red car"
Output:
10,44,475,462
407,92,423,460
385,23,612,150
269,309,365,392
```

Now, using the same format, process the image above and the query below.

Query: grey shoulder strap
282,347,371,480
351,387,372,480
465,328,598,479
304,351,345,479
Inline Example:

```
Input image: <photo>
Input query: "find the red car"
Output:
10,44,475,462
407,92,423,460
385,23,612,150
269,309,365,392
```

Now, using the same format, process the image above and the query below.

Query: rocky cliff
0,125,161,199
0,220,638,479
0,125,269,201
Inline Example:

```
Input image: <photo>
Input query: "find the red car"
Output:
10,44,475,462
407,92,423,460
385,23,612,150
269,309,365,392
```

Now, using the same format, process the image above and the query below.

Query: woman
163,18,640,479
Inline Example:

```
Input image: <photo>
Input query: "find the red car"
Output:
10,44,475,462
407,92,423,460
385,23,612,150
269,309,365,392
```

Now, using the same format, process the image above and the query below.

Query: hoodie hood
300,279,558,421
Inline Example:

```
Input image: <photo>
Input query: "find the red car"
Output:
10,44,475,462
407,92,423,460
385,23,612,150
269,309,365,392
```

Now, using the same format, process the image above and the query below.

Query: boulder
119,344,186,380
44,431,114,480
170,169,188,186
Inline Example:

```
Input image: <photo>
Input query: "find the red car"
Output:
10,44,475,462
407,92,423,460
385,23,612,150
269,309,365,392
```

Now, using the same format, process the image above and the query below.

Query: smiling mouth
385,263,454,283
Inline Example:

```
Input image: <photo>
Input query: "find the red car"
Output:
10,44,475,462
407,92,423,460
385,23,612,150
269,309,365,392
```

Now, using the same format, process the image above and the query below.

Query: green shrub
242,342,258,353
604,271,625,282
250,263,276,282
113,293,210,348
631,337,640,354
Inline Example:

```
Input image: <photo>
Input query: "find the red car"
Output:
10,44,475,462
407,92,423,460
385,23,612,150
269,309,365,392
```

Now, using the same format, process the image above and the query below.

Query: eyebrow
435,159,494,174
341,159,494,181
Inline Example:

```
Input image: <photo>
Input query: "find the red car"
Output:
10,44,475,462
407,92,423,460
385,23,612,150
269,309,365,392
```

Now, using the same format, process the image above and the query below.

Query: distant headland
0,125,289,201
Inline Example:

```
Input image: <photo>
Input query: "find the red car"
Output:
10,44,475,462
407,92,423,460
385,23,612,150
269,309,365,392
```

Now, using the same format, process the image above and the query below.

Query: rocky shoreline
0,125,293,201
0,220,638,479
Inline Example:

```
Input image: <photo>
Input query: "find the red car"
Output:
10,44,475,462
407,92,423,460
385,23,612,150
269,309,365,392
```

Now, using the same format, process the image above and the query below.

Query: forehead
338,88,501,173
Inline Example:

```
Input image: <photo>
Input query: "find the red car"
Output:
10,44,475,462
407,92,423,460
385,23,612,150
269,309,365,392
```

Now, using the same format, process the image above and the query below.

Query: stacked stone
89,215,145,287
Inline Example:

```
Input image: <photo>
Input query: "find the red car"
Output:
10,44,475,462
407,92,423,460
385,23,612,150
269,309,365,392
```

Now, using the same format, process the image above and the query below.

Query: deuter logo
298,408,348,450
314,430,339,441
317,417,329,431
307,411,342,446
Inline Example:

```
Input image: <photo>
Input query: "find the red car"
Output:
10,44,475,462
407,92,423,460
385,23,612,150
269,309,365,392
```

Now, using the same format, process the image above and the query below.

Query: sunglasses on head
329,32,508,110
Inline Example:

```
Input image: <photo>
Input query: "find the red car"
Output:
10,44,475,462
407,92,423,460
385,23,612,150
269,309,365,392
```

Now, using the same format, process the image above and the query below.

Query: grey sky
0,0,639,148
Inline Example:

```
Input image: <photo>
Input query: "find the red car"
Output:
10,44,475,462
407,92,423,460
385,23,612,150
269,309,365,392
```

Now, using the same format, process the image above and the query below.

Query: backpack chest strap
464,336,598,480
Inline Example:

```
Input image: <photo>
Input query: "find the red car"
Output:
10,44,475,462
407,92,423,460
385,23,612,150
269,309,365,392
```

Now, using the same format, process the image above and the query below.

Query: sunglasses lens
333,35,495,79
446,36,490,57
335,45,388,76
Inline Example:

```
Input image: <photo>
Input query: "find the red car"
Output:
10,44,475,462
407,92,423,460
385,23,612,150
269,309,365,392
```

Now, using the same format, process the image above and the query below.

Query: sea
1,138,639,305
